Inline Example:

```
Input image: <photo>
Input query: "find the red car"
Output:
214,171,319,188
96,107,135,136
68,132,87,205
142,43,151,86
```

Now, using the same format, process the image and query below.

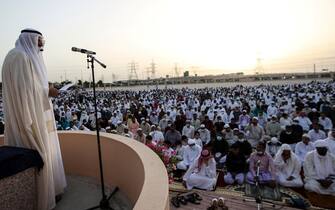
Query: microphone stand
84,54,118,210
243,161,275,210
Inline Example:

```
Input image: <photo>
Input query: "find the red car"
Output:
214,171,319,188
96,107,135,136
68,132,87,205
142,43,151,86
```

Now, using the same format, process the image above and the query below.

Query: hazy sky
1,0,335,82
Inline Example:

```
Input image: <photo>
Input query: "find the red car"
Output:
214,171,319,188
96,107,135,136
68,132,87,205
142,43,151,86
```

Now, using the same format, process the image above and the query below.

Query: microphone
256,160,261,167
71,47,96,55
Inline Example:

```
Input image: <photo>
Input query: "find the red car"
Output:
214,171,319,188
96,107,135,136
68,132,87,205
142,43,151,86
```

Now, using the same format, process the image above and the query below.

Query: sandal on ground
186,194,201,205
171,196,180,208
177,195,188,205
192,192,203,201
207,198,218,210
218,197,228,210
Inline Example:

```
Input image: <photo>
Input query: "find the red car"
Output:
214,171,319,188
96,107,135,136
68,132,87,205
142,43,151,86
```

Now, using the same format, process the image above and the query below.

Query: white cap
271,137,278,143
188,139,196,145
224,124,230,129
200,124,205,128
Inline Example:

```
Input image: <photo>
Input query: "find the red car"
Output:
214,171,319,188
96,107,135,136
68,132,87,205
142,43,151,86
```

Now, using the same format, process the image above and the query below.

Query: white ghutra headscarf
15,28,49,90
313,140,335,179
274,144,301,177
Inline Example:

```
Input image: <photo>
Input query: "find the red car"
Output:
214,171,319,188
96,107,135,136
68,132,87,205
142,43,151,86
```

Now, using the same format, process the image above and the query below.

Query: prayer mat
245,183,282,201
169,182,316,209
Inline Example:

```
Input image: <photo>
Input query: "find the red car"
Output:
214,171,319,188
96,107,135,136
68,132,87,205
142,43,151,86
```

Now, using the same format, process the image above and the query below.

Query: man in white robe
303,140,335,195
274,144,303,187
182,120,195,139
307,123,326,142
295,134,315,163
177,139,201,170
325,129,335,155
1,29,66,210
149,125,165,144
183,149,217,190
198,124,211,145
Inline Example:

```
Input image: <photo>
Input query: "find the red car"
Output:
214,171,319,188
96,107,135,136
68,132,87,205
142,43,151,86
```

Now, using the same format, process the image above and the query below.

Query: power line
128,61,138,80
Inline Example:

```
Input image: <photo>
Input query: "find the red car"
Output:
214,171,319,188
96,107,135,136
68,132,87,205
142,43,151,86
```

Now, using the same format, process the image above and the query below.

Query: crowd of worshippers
48,80,335,194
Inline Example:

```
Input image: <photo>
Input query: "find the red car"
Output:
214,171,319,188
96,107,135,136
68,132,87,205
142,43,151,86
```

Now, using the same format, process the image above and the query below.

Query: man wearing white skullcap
176,139,201,170
2,29,66,210
303,140,335,195
295,134,315,163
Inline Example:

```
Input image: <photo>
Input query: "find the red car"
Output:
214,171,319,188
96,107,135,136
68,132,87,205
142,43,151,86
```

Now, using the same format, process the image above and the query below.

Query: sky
1,0,335,82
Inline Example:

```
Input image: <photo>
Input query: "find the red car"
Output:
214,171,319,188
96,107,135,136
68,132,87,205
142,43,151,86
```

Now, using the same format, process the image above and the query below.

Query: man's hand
49,87,59,97
287,176,295,181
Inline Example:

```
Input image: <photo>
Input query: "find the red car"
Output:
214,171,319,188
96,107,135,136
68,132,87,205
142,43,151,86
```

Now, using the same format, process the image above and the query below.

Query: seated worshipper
123,127,134,138
150,125,165,144
266,137,282,158
135,128,146,143
165,124,182,146
247,141,276,187
198,124,211,146
128,115,140,134
319,112,333,133
234,131,253,159
238,110,251,130
116,121,126,134
212,131,229,167
162,141,175,159
295,134,315,163
325,129,335,155
194,131,203,148
175,138,188,160
183,149,217,190
224,143,247,185
296,112,312,132
291,119,304,143
214,115,225,133
304,140,335,195
245,117,265,148
223,124,235,146
274,144,303,187
145,135,156,150
280,112,293,130
308,123,326,142
182,120,195,138
265,115,282,138
140,118,151,135
177,139,202,170
279,125,297,150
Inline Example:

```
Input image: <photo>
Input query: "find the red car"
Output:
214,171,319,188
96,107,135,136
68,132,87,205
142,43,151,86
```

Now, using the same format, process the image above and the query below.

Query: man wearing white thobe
325,129,335,155
267,103,278,117
308,124,326,142
2,29,66,210
274,144,303,187
177,139,201,170
183,149,217,190
198,124,211,145
182,120,195,139
295,114,312,132
319,113,333,132
303,140,335,195
150,125,165,144
295,134,315,163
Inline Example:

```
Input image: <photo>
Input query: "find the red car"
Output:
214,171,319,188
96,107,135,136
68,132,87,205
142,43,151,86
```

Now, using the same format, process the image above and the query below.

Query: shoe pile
171,192,202,208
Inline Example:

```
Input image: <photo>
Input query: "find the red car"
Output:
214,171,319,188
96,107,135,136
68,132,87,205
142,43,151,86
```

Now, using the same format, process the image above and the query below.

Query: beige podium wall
0,131,170,210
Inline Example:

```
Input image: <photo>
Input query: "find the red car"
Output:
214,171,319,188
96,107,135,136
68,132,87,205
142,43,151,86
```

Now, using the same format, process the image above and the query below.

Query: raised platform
55,175,132,210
